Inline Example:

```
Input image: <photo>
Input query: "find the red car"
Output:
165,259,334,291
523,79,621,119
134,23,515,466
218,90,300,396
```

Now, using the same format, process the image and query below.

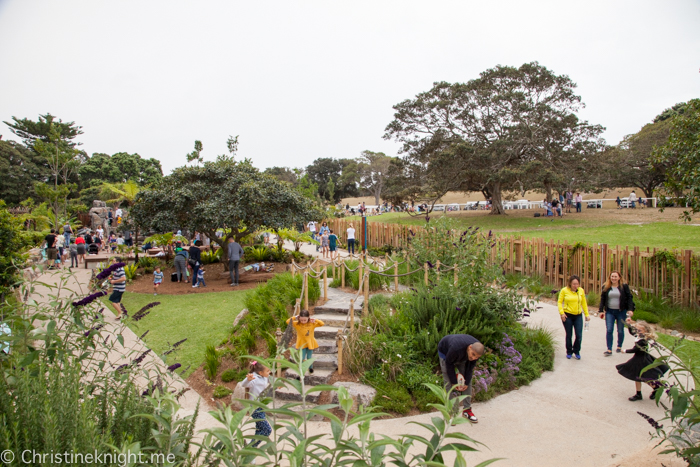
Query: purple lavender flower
140,330,149,339
115,363,128,374
96,263,126,281
136,302,160,316
83,324,105,337
456,307,461,311
72,291,107,307
131,349,152,367
172,338,187,348
637,412,662,429
167,363,181,372
427,261,434,268
488,230,492,237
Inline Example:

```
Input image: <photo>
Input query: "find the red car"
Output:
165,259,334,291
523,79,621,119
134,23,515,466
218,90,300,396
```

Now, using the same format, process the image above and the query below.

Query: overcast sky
1,0,698,174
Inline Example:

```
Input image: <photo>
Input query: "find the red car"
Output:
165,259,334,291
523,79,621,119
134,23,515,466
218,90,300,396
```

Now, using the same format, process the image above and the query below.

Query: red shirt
75,236,85,244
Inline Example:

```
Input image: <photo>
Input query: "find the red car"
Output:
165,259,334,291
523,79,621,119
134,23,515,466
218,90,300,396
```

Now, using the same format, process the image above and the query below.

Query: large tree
653,98,700,220
4,113,83,148
79,152,163,187
305,157,361,202
0,140,50,205
131,158,320,259
358,150,393,205
264,166,298,185
385,62,603,214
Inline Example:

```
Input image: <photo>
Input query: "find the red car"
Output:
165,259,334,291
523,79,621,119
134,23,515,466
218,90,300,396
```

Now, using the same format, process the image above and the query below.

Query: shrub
213,385,233,399
201,248,223,264
631,310,660,324
586,291,601,307
251,246,271,261
362,368,413,414
680,308,700,333
221,368,248,383
204,344,221,380
137,256,161,269
124,264,138,281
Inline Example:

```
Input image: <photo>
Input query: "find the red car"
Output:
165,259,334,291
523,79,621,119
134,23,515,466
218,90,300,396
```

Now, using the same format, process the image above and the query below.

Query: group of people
306,221,340,260
557,272,669,401
43,223,132,269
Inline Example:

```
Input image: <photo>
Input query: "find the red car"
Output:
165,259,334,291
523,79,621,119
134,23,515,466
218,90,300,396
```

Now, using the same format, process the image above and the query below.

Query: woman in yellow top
558,275,590,360
286,310,325,374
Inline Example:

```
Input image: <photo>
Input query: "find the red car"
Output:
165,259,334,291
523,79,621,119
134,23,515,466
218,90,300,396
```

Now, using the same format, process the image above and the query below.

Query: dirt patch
127,261,290,295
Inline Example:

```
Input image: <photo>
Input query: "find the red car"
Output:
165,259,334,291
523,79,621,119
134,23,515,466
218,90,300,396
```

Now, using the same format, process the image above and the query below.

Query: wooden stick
394,260,399,292
303,271,309,310
275,327,283,377
436,260,441,281
349,299,355,331
337,329,344,375
363,273,369,316
323,267,328,304
341,260,345,288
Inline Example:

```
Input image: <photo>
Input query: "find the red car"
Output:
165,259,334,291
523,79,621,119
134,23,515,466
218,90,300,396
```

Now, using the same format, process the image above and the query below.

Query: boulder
330,382,377,410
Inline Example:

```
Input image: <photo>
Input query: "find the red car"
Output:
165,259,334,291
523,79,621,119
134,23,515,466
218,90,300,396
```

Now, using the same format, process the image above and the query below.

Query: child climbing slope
286,310,324,374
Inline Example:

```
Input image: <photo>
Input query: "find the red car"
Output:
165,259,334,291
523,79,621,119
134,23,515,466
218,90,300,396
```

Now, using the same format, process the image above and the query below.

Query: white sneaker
192,285,198,288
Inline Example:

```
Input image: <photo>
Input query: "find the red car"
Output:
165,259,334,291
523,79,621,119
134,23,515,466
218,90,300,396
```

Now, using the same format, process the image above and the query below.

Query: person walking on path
575,193,583,213
240,360,272,449
75,234,86,265
286,310,324,374
438,334,485,423
599,271,635,356
63,221,73,246
616,196,622,209
189,240,202,288
617,320,669,401
45,229,57,270
558,275,590,360
328,230,338,261
307,220,317,247
566,191,573,213
320,230,330,259
108,257,127,319
196,267,206,288
228,237,244,286
347,223,356,255
629,190,637,209
173,247,189,283
68,238,78,269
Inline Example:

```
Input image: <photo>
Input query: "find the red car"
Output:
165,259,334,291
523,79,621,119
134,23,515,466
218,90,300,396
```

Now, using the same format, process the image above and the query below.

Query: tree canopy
654,98,700,220
0,140,50,205
131,158,321,253
384,62,605,214
4,113,83,148
79,152,163,187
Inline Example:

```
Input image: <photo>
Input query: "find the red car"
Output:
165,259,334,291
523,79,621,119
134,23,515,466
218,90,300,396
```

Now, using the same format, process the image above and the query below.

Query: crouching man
438,334,485,423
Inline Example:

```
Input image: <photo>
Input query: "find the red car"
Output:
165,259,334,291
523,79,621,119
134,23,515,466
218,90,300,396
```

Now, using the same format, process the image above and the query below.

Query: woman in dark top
599,271,635,356
189,240,202,287
617,320,669,401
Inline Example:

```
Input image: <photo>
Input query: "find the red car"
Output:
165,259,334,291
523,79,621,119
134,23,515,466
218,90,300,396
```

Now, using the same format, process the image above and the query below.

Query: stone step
287,353,337,370
274,385,320,403
311,339,337,354
314,326,342,340
312,313,360,328
284,368,334,386
313,305,353,315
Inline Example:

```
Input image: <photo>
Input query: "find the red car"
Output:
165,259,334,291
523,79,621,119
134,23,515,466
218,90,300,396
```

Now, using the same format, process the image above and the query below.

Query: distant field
344,207,700,251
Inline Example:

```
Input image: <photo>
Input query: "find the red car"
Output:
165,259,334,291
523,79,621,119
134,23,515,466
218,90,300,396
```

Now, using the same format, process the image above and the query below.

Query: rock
671,330,679,336
233,308,249,328
331,382,377,410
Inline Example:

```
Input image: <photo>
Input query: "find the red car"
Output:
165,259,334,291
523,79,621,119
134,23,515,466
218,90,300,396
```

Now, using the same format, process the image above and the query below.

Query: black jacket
599,283,635,313
438,334,479,386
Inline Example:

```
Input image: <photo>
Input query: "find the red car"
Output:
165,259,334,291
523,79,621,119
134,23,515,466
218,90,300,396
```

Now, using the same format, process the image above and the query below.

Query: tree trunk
544,182,553,203
374,188,381,206
489,182,506,215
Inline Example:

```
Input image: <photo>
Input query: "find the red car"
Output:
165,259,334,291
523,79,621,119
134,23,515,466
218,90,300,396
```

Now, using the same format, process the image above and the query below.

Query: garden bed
126,261,287,294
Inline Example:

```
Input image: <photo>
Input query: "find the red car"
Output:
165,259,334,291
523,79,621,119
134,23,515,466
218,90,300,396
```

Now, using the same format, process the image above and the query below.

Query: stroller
88,243,100,255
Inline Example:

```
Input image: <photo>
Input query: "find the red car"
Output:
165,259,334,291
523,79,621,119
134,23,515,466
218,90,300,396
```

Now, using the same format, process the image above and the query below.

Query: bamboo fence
329,218,699,306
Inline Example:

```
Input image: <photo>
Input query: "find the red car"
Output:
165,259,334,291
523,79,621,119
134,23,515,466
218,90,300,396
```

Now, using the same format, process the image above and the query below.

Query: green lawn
347,212,700,251
657,333,700,385
106,290,249,377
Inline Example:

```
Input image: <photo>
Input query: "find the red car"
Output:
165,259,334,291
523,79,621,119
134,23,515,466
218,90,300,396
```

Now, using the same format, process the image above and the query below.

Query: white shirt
55,235,65,248
629,192,637,202
240,373,269,399
307,222,316,232
96,227,104,238
575,195,582,202
347,227,355,240
115,208,123,217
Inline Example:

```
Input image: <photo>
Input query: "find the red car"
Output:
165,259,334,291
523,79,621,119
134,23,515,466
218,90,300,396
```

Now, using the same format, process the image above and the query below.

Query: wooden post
337,329,344,375
349,299,355,331
291,261,296,277
363,272,369,316
454,264,458,286
341,260,345,288
295,298,301,316
323,266,328,303
358,260,363,291
424,262,429,285
436,260,441,282
275,327,283,377
394,260,399,292
303,271,309,311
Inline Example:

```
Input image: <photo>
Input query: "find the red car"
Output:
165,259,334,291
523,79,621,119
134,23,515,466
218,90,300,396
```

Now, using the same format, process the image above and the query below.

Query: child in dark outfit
616,320,670,401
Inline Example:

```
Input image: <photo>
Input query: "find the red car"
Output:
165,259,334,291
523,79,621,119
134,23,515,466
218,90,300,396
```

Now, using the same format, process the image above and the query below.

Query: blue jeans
347,238,355,254
605,309,626,351
301,347,314,369
197,277,206,287
563,313,583,355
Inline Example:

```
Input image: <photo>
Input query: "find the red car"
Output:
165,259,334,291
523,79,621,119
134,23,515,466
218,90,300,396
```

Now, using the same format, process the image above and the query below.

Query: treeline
0,113,163,227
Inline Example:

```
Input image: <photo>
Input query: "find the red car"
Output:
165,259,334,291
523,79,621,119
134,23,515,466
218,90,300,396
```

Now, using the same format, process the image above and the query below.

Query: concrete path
288,240,685,467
